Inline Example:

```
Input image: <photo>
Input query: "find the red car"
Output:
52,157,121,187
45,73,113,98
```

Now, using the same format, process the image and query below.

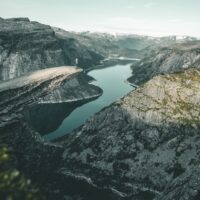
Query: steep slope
60,68,200,200
0,65,103,200
128,41,200,85
0,66,102,128
0,18,103,80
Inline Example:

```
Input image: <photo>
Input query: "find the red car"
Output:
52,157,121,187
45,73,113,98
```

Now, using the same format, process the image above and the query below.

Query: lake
26,63,135,140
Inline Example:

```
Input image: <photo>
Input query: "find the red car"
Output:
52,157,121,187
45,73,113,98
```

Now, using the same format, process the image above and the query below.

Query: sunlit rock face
38,73,102,104
0,66,102,128
0,18,103,80
128,41,200,85
60,68,200,200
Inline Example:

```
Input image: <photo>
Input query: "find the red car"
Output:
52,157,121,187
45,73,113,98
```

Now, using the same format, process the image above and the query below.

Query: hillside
128,41,200,85
0,18,103,80
60,68,200,200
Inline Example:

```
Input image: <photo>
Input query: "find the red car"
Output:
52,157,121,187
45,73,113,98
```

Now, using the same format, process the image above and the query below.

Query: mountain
0,17,196,81
60,68,200,200
5,66,200,200
0,18,103,80
128,40,200,85
1,16,200,200
53,29,187,59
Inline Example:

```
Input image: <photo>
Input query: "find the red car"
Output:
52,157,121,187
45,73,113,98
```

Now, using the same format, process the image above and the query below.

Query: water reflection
24,63,135,140
24,98,97,135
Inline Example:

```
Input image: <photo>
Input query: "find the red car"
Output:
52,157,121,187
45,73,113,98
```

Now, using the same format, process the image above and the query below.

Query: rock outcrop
0,66,102,136
3,65,200,200
128,41,200,85
22,69,103,134
0,18,103,80
0,66,103,199
59,68,200,200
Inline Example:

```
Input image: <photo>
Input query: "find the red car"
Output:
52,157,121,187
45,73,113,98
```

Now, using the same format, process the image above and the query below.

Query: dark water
24,98,96,135
25,63,134,140
44,63,134,140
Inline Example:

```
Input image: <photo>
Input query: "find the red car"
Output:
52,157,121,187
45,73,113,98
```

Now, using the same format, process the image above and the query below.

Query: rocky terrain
0,18,103,80
60,68,200,200
0,17,196,81
0,65,103,199
0,66,102,131
128,40,200,85
23,69,102,134
3,64,200,200
1,16,200,200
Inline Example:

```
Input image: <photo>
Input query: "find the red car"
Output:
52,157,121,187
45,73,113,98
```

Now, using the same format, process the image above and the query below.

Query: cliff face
1,17,200,200
3,64,200,200
23,71,103,134
0,18,103,80
60,68,200,200
1,17,198,82
0,66,103,199
38,73,102,104
0,66,102,136
128,41,200,85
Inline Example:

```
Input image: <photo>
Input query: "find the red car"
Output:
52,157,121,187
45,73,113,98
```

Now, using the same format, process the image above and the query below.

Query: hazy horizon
0,0,200,37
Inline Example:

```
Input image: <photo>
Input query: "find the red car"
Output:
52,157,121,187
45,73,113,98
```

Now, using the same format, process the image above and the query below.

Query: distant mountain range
0,17,198,81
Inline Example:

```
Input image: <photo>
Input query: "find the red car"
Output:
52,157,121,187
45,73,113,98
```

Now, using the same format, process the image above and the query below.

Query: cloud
126,5,136,9
144,2,156,8
168,19,181,23
126,2,156,9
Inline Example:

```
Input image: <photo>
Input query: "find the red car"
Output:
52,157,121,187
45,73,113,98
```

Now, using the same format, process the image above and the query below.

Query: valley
0,16,200,200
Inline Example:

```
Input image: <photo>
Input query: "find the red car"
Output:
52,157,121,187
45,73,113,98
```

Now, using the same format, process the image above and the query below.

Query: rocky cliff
0,66,102,130
0,18,103,80
3,65,200,200
0,66,103,199
128,41,200,85
59,68,200,200
1,16,200,200
2,43,200,200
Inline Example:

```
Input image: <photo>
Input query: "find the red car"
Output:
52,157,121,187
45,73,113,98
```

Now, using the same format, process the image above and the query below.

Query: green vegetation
0,145,45,200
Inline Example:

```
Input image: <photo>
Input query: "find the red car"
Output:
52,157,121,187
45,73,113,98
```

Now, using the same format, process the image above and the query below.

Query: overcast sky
0,0,200,37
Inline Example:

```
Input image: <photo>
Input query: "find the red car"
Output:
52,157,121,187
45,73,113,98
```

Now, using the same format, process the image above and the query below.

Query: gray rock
128,41,200,85
0,66,103,200
60,68,200,200
0,18,103,80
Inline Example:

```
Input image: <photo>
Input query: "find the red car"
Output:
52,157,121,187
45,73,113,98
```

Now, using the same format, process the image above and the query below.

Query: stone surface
2,59,200,200
1,17,200,200
0,65,103,199
59,68,200,200
0,18,103,80
128,41,200,85
0,66,102,135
